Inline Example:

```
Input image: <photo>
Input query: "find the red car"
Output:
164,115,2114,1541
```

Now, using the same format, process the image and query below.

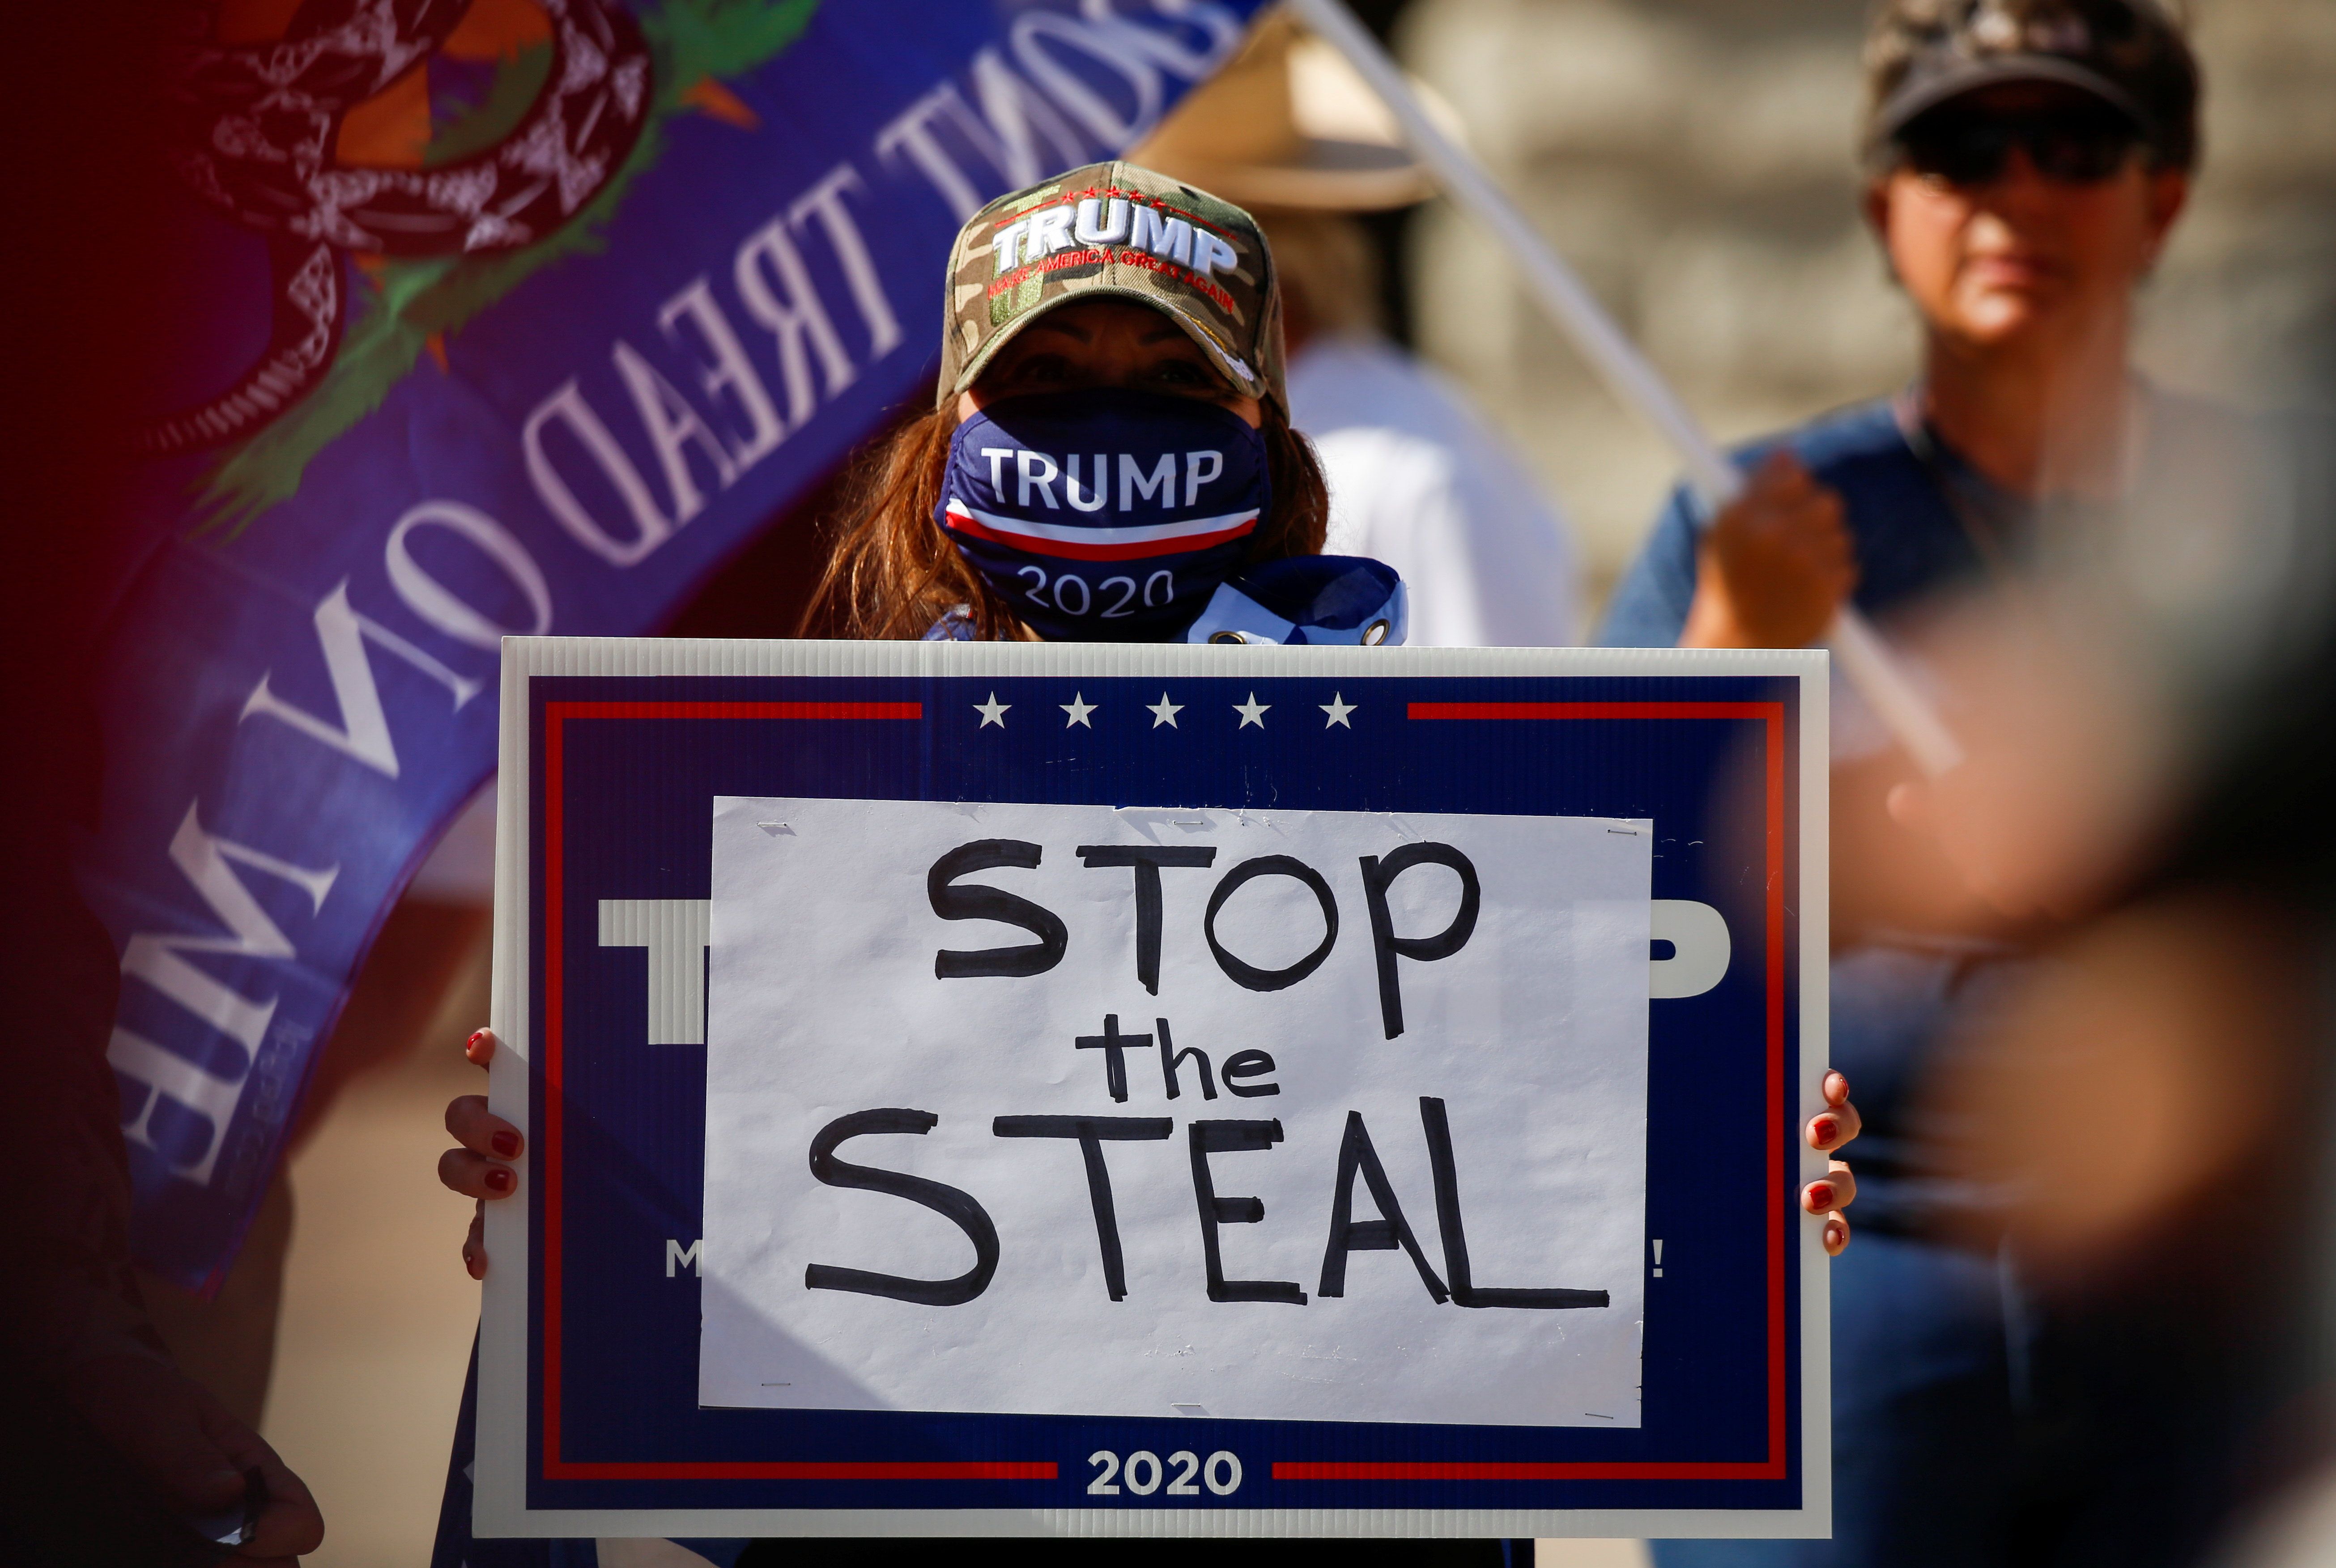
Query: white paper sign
700,797,1651,1429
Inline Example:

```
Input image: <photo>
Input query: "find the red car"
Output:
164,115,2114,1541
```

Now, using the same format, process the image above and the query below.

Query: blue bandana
1182,555,1408,646
937,388,1270,641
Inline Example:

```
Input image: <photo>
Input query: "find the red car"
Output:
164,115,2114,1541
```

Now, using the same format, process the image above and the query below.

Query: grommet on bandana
1183,556,1408,646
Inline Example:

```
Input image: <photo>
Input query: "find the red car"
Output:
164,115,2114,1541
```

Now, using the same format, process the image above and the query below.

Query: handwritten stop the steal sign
699,798,1653,1429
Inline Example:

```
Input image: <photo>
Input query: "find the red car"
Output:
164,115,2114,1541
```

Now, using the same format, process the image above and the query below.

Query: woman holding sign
438,162,1864,1562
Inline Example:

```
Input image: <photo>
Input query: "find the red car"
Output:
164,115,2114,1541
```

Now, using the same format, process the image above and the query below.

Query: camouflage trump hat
937,161,1288,412
1864,0,2200,170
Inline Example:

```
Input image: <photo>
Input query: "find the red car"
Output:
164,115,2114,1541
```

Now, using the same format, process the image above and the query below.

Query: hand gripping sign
477,637,1829,1539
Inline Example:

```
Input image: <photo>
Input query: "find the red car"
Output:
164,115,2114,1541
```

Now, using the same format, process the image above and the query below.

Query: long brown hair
800,399,1330,641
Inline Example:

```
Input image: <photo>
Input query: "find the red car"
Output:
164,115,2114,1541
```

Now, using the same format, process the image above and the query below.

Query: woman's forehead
1020,299,1192,345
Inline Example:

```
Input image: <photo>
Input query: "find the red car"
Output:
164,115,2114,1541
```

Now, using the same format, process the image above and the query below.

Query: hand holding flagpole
1283,0,1965,778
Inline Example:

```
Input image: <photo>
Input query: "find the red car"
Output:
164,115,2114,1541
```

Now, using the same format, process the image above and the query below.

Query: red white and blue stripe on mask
935,387,1405,644
937,387,1274,640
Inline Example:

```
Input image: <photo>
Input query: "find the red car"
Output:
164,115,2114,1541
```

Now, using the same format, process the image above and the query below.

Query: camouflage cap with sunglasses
1864,0,2200,171
936,161,1288,413
1894,95,2146,186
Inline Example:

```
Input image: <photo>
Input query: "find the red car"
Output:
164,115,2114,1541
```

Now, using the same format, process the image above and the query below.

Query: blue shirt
1599,397,2026,647
1599,397,2030,1237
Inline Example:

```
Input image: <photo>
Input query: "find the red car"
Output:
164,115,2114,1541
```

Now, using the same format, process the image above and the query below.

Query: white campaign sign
699,797,1652,1429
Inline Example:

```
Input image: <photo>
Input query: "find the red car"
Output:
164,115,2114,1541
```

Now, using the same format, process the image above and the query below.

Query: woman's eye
1146,359,1210,388
1008,354,1073,383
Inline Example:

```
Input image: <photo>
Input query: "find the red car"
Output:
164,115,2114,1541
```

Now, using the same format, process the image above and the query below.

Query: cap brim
1872,55,2150,144
947,285,1274,409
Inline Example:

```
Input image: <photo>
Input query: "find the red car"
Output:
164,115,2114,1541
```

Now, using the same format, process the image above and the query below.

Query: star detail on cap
1148,693,1183,728
1234,693,1270,728
974,693,1009,728
1320,693,1357,728
1061,693,1097,728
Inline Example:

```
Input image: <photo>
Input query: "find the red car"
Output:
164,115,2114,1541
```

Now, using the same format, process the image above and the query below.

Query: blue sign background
498,663,1806,1526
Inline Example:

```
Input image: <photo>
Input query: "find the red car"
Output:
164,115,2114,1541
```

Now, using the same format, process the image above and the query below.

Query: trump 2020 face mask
937,387,1271,642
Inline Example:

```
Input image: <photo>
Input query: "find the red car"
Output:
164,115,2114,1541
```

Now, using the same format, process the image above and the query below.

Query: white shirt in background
1287,334,1579,648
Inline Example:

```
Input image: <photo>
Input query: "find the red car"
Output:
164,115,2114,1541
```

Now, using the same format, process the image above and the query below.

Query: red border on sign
1269,700,1792,1485
536,699,1055,1483
532,695,1790,1489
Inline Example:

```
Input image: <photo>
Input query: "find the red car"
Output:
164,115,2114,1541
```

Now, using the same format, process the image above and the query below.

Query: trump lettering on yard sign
698,796,1653,1430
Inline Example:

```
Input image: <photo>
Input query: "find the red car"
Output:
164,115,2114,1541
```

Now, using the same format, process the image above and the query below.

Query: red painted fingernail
1807,1182,1835,1209
486,1167,515,1194
467,1029,489,1054
1812,1117,1838,1147
491,1130,520,1159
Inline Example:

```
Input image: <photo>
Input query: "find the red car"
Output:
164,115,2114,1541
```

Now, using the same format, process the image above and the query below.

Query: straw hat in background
1132,8,1461,212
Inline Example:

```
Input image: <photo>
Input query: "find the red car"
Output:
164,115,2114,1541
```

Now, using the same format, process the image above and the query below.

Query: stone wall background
1393,0,2336,612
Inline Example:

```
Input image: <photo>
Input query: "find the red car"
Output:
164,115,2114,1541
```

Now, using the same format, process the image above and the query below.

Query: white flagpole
1284,0,1966,777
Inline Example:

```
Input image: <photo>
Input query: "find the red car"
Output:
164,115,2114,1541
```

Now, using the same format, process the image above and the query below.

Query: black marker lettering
1075,1014,1148,1103
1418,1096,1607,1309
1358,844,1482,1038
804,1109,999,1306
929,839,1069,979
1318,1110,1448,1302
1077,845,1217,994
1204,855,1338,992
993,1116,1173,1301
1187,1119,1306,1305
1156,1017,1216,1101
1220,1049,1280,1097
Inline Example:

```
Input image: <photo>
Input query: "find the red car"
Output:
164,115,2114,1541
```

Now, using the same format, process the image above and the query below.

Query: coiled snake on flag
146,0,651,455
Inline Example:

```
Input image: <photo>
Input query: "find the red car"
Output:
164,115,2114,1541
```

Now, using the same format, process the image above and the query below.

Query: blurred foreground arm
0,844,323,1563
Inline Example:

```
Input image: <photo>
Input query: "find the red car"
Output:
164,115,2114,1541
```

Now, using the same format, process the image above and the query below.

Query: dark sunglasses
1894,106,2143,187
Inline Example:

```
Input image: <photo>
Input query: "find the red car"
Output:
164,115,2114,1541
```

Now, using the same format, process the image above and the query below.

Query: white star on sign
974,693,1009,727
1061,692,1097,727
1320,693,1357,728
1148,693,1183,728
1234,693,1271,728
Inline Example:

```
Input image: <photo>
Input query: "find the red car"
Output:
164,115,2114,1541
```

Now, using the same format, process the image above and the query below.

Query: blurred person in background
1595,0,2324,1564
1136,10,1581,647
